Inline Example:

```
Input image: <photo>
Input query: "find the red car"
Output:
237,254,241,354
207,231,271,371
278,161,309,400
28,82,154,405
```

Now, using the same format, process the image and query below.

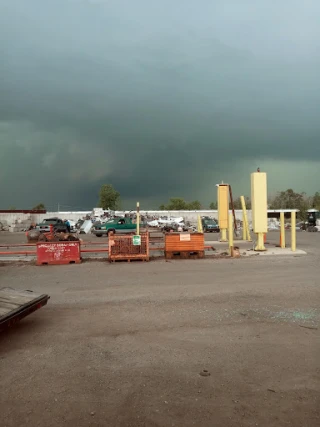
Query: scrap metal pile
146,216,196,232
26,229,81,243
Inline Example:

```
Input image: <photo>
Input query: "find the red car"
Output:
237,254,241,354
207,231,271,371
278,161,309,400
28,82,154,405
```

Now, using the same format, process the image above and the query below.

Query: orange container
165,233,204,259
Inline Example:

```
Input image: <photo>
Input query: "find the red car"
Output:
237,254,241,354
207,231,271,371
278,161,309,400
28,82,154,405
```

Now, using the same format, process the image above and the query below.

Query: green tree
209,201,218,210
160,198,202,210
232,196,251,209
186,200,202,210
312,192,320,210
159,204,167,210
32,203,46,210
166,198,188,210
269,189,311,221
98,184,120,210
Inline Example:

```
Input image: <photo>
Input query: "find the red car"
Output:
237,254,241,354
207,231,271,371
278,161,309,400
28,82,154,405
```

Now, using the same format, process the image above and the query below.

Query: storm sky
1,0,320,210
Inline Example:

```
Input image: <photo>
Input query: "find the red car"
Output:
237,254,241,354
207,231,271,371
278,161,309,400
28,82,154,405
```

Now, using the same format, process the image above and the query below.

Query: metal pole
291,211,296,252
240,196,252,242
228,213,234,256
228,185,238,234
136,202,140,235
280,212,285,248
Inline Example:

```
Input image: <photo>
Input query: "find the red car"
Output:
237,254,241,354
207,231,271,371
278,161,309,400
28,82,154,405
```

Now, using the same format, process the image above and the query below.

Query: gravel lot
0,231,319,427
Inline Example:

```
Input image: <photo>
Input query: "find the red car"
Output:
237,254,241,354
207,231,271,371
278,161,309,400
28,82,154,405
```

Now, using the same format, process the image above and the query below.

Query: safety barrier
0,233,217,264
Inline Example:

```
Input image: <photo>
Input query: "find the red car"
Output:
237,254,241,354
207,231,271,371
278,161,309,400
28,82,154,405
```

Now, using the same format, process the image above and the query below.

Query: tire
96,234,102,238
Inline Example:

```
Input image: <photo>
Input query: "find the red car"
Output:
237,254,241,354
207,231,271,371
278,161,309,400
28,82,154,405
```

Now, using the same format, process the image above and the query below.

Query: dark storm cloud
1,0,320,208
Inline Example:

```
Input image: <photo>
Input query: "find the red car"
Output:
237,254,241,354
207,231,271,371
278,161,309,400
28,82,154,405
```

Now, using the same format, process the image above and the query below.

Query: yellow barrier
228,213,234,256
291,211,296,252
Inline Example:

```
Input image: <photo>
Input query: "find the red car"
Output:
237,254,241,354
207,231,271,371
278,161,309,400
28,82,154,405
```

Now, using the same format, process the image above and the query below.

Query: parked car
92,217,145,237
36,218,68,233
201,217,220,233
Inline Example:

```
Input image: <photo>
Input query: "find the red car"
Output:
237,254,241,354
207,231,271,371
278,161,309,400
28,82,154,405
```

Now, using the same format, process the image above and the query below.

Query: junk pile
10,218,33,232
27,229,81,243
0,221,9,232
147,216,195,232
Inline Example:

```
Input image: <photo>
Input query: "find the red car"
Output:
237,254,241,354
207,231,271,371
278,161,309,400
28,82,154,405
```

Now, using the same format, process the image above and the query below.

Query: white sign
132,235,141,246
180,234,191,241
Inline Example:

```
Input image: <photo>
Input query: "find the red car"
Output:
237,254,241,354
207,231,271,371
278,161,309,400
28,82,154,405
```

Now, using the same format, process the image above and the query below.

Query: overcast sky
1,0,320,210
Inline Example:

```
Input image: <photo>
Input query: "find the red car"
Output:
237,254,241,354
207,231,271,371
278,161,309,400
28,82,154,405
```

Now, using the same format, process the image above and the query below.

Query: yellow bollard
220,228,227,242
291,211,296,252
251,172,267,251
240,196,252,242
255,233,265,251
242,221,246,241
280,212,285,248
197,215,203,233
228,213,234,256
218,184,229,242
136,202,140,235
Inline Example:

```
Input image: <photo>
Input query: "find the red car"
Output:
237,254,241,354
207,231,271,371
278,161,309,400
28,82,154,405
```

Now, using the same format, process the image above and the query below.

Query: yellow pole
255,233,266,251
218,184,229,242
220,228,227,242
240,196,252,242
242,220,247,241
280,212,285,249
291,211,296,252
197,215,203,233
136,202,140,235
228,213,234,256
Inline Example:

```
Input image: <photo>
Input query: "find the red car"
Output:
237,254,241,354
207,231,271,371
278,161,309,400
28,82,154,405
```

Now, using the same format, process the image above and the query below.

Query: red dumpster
36,241,81,265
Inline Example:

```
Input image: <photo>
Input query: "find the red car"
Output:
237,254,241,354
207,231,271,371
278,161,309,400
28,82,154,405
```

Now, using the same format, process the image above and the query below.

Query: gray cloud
1,0,320,209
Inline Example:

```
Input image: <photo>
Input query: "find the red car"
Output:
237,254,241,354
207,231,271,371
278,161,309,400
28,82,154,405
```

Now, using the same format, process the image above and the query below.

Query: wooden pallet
109,256,149,263
165,250,205,260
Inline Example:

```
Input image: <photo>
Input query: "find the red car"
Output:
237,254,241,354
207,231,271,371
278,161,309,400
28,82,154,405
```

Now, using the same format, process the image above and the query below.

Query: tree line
97,185,320,219
159,190,320,220
12,186,318,216
159,190,320,221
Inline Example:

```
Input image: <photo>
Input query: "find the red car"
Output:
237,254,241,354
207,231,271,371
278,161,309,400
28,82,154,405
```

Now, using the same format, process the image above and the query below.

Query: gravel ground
0,231,319,427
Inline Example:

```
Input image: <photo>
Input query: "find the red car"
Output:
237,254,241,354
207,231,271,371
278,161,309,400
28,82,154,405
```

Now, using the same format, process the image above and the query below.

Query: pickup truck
92,217,145,237
201,217,220,233
36,217,68,233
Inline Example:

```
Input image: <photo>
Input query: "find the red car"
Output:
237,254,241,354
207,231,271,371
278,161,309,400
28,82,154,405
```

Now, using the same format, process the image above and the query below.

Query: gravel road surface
0,231,319,426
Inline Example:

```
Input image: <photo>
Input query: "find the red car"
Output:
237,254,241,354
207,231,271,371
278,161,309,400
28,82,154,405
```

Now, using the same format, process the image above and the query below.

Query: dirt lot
0,232,319,427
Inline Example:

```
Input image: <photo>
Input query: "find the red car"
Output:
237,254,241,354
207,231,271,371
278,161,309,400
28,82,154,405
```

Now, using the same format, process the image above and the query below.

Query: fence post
280,212,285,248
291,211,296,252
228,213,234,256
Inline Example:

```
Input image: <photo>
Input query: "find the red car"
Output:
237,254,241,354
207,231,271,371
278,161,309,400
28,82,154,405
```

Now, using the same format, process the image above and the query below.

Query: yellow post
197,215,203,233
218,184,229,242
280,212,285,248
251,172,267,251
136,202,140,235
291,211,296,252
240,195,252,242
228,213,234,256
242,220,247,241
